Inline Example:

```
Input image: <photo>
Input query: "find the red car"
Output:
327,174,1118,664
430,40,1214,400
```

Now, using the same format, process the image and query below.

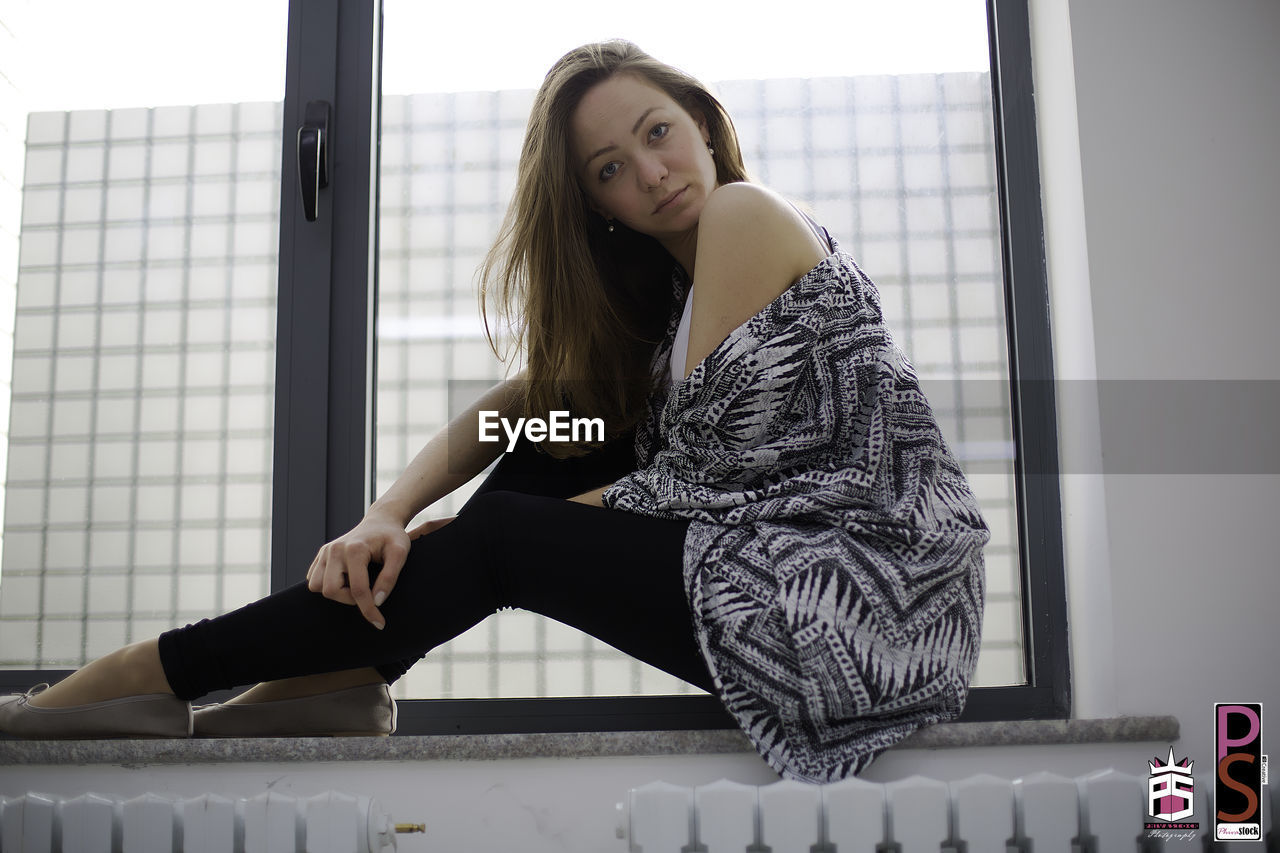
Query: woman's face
571,73,718,248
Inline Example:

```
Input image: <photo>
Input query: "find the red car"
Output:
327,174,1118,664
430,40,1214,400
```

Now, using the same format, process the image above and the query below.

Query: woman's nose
636,154,667,189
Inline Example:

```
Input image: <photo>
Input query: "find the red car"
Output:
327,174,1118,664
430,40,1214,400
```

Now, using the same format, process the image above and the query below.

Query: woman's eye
649,122,670,141
598,161,620,182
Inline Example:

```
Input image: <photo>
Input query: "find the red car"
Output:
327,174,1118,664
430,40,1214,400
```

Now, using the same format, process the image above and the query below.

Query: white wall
1038,0,1280,745
0,0,29,571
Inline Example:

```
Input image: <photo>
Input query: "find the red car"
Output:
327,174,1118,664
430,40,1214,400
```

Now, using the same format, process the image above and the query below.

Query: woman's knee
457,489,530,524
402,490,530,607
447,489,593,611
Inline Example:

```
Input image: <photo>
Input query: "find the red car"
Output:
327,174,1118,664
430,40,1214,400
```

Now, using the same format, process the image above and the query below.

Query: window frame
0,0,1069,728
305,0,1066,733
270,0,378,591
981,0,1071,721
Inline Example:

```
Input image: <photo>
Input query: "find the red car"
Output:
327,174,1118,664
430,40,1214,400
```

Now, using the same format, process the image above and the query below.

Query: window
361,0,1066,729
1,0,1066,729
0,2,288,681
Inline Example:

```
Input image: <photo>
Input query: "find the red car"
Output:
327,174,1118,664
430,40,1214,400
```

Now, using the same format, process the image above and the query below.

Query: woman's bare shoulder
681,184,829,377
696,183,828,278
692,184,827,306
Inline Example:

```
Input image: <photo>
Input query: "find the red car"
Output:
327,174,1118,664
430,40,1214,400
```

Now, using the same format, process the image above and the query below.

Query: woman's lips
653,187,687,214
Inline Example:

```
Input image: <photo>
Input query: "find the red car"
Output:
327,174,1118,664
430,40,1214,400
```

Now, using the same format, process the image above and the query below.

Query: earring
706,141,715,156
607,220,615,233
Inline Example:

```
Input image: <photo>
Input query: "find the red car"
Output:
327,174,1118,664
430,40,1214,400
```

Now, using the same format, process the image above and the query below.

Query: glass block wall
2,103,281,665
4,75,1022,692
727,75,1021,687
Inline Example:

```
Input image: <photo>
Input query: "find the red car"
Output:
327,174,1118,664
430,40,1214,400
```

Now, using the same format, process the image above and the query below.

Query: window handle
297,100,331,222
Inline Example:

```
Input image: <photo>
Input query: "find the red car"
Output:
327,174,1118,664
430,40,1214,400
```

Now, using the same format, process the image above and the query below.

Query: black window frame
1,0,1068,730
273,0,1067,734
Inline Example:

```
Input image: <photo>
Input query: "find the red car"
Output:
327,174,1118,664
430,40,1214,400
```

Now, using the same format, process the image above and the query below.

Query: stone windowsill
0,716,1178,766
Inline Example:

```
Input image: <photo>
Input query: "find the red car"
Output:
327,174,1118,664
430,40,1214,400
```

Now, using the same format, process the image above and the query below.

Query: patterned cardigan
603,241,989,782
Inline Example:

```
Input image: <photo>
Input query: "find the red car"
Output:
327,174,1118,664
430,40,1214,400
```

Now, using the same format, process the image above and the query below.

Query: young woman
0,41,988,782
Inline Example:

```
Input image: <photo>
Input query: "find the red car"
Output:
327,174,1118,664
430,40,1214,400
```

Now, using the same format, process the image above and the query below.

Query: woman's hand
566,485,610,506
408,515,456,540
305,511,414,630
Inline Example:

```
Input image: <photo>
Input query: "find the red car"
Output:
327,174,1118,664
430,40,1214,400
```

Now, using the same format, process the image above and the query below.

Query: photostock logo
1145,747,1198,839
1215,702,1265,843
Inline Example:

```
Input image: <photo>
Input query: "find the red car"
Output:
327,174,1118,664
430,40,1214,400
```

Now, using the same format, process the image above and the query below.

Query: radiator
616,771,1279,852
0,791,423,853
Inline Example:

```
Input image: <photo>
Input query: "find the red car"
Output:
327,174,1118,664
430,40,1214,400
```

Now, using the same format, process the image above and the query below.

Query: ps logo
1215,703,1263,842
1148,747,1195,822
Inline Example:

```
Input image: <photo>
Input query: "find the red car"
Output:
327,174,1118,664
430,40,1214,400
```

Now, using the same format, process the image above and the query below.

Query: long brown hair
479,40,749,458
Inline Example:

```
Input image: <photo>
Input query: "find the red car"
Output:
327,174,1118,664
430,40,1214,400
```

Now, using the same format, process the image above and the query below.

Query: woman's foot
0,686,191,739
27,640,173,708
194,679,395,737
3,639,188,738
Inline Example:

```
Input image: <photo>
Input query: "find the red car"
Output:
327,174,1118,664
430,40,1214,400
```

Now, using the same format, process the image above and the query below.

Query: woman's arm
566,483,611,506
368,369,527,527
307,369,527,628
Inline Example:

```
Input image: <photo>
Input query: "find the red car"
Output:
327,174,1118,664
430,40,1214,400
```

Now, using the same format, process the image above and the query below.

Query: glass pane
376,0,1023,698
0,1,287,669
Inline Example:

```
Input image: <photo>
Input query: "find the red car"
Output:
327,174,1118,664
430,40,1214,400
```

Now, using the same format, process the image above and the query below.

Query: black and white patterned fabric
603,240,989,782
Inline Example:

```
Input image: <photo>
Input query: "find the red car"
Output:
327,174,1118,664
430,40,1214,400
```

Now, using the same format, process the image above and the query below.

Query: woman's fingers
364,516,453,607
306,517,429,629
320,541,382,629
319,548,356,606
307,544,357,610
308,548,338,595
305,552,320,590
343,554,384,630
369,536,410,609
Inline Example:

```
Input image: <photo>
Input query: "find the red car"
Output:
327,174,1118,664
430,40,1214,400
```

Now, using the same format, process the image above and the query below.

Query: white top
669,285,694,385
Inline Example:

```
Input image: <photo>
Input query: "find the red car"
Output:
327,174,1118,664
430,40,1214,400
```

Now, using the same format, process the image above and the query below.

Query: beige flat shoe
193,683,396,737
0,684,192,739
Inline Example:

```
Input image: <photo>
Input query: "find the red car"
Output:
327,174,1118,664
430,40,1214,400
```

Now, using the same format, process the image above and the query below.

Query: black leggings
156,432,714,700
